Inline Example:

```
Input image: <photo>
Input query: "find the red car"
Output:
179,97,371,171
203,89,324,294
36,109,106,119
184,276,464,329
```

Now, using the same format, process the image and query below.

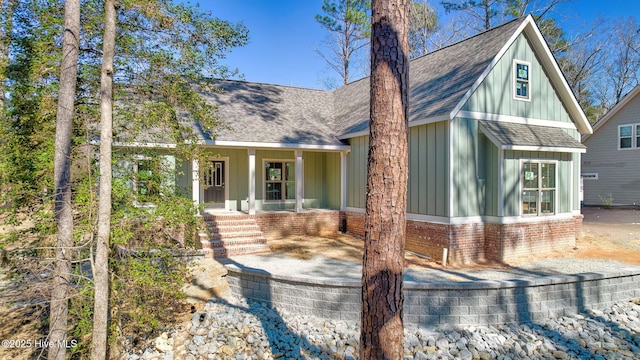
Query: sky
202,0,640,90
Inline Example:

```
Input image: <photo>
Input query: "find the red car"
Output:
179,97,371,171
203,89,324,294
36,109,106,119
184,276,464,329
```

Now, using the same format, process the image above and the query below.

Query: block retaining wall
225,264,640,327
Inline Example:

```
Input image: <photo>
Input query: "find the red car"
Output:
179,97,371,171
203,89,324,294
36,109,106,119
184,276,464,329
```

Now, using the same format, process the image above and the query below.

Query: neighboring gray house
122,15,592,264
582,85,640,206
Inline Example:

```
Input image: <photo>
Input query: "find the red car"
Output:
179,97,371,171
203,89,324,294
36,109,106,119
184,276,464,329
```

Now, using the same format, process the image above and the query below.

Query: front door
204,160,225,208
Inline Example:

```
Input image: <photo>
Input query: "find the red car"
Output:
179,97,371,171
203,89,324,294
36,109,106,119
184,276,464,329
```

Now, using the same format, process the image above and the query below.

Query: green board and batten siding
346,121,449,217
453,32,580,217
200,148,249,211
462,33,573,124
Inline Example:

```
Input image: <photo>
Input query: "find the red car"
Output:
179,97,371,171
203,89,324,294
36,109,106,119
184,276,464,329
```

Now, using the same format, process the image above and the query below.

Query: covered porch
189,144,350,215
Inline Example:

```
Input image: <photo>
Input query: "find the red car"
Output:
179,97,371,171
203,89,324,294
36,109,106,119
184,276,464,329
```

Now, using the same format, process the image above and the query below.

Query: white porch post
340,151,347,210
248,149,256,215
295,150,303,213
191,158,200,210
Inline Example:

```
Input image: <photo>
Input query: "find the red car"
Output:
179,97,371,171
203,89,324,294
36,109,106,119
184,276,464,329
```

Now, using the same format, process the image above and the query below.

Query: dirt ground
1,206,639,359
267,206,640,268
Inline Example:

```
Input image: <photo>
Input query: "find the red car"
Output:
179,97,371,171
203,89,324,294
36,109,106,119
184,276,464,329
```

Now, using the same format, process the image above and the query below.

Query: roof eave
584,85,640,141
521,17,592,135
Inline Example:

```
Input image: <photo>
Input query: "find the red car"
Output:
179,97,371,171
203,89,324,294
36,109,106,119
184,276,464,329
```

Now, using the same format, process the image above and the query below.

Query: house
121,15,592,264
581,85,640,206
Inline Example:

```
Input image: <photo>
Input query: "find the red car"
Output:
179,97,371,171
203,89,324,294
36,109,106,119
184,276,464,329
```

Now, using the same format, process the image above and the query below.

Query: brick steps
200,213,270,258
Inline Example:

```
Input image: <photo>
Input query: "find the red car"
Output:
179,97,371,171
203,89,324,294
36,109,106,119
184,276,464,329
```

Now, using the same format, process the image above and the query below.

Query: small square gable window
514,61,530,100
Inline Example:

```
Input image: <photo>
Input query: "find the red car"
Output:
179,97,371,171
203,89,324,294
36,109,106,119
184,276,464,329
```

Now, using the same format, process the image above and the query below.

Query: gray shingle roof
480,121,586,151
333,17,524,136
202,17,527,145
199,80,339,145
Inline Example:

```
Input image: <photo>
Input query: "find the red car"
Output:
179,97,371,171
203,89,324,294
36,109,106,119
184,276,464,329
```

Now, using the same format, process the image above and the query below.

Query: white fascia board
337,115,451,140
522,18,592,135
459,110,577,130
500,145,586,153
202,140,350,151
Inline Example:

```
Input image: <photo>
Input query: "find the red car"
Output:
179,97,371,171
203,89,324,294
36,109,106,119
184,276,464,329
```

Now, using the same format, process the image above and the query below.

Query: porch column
340,151,347,210
295,150,303,213
248,149,256,215
191,158,200,209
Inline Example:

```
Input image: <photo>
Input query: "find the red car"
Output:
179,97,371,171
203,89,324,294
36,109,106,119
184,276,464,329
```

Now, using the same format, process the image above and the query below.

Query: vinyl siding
408,122,450,216
451,118,482,216
347,122,450,216
346,136,368,209
201,148,248,211
303,151,341,209
582,91,640,205
483,135,500,216
323,152,342,209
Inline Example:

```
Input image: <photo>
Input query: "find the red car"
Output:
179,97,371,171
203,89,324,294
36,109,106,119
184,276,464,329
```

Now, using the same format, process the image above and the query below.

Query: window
265,161,295,201
618,124,640,149
514,61,530,100
135,157,161,197
522,162,556,216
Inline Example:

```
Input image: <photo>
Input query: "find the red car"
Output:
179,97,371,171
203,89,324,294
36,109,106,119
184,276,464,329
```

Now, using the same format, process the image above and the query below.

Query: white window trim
262,158,303,203
520,159,558,217
618,123,640,150
513,60,532,102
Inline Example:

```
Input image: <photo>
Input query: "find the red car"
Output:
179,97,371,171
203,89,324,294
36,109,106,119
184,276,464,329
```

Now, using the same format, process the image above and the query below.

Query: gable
584,85,640,143
461,32,573,125
583,87,640,147
334,17,525,138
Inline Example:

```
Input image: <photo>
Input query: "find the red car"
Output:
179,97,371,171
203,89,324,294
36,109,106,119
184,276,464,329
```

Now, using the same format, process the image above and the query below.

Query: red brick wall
255,211,340,238
341,211,583,265
488,216,579,263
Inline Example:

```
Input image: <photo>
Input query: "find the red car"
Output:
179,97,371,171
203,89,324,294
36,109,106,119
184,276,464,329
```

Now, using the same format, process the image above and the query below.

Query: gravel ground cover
125,297,640,360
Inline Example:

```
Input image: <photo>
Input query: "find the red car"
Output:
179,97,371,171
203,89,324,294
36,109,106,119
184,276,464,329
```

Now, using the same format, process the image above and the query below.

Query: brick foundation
342,212,583,265
254,211,340,239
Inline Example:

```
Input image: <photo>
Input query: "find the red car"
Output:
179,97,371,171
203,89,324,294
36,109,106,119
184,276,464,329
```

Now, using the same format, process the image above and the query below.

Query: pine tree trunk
48,0,80,359
360,0,410,359
91,0,116,358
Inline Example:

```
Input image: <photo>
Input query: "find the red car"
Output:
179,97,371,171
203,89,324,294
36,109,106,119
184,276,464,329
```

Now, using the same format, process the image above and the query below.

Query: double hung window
522,162,556,216
514,60,530,100
265,161,295,201
136,157,161,197
619,124,640,149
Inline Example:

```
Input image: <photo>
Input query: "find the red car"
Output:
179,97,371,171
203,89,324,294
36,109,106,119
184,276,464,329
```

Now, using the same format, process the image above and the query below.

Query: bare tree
316,0,371,85
361,0,410,358
604,17,640,105
91,0,116,357
441,0,503,31
409,0,438,58
48,0,80,359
